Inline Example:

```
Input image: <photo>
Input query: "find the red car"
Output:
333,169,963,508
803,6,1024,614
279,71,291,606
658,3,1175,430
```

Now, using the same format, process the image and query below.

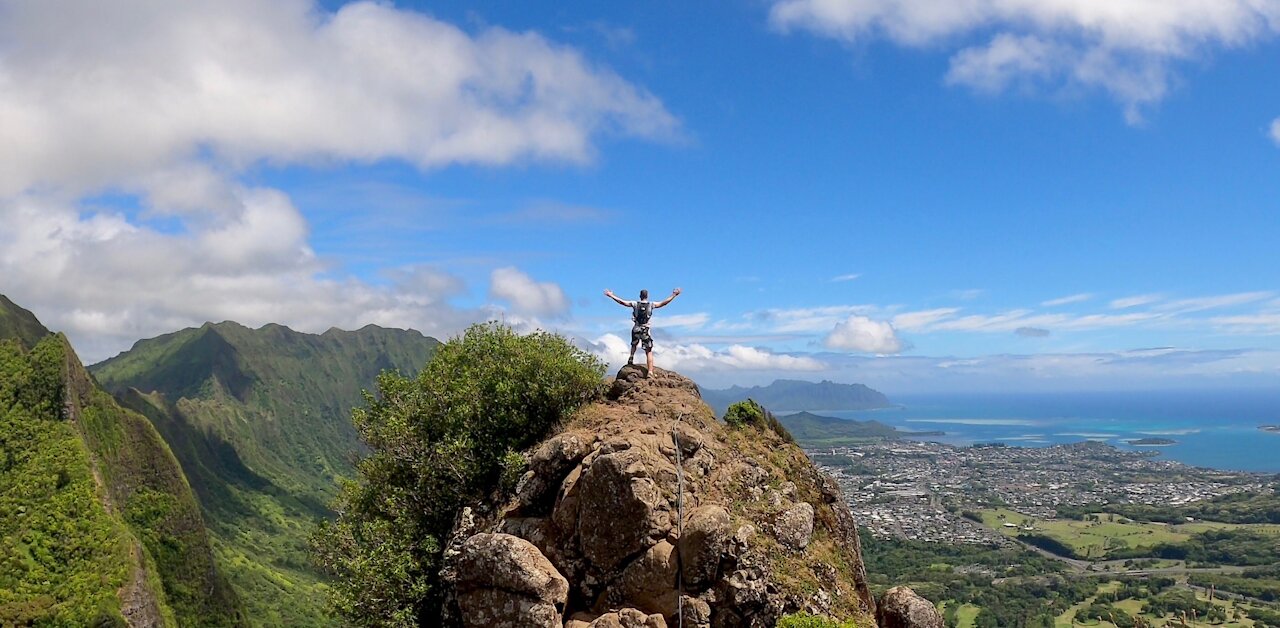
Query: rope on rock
670,412,687,628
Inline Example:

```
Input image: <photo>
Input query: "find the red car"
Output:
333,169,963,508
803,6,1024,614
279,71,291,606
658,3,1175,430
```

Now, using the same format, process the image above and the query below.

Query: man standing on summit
604,287,681,376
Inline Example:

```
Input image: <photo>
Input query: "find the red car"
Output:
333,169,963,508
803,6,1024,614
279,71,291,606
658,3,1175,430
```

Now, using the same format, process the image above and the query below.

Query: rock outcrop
443,366,877,627
455,533,569,628
876,587,945,628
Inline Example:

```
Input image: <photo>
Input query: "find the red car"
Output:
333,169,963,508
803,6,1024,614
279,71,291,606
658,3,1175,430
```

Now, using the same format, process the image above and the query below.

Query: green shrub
723,398,795,443
777,611,859,628
724,399,766,428
310,323,604,627
499,450,527,495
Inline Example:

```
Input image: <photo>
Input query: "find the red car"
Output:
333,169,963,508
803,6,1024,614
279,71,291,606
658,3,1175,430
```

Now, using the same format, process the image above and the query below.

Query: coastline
827,392,1280,474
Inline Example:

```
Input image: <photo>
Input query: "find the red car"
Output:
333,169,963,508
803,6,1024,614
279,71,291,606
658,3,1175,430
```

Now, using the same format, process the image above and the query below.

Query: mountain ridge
91,320,442,625
0,294,51,349
700,378,892,415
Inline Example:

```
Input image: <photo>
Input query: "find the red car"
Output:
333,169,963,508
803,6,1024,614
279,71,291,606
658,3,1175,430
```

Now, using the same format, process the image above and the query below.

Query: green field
1054,581,1268,627
1056,581,1122,627
978,509,1280,560
940,601,981,628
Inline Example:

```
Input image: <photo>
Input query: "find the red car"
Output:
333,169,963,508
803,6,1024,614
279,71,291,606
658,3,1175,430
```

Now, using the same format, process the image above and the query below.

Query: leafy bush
310,323,604,626
499,450,527,495
777,611,859,628
723,398,795,443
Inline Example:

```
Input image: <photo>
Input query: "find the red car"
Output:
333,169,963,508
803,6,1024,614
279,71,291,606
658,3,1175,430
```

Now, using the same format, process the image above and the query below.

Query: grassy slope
979,508,1280,560
91,322,440,626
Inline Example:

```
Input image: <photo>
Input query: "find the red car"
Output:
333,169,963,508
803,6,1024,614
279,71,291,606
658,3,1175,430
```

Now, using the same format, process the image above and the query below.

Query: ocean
823,389,1280,473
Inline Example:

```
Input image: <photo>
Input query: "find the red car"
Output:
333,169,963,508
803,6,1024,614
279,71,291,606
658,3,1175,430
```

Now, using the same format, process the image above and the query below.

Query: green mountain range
0,298,242,626
91,321,440,625
776,411,943,447
700,378,892,415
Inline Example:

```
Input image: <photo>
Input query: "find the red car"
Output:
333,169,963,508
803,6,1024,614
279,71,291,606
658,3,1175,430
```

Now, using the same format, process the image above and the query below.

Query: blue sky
2,0,1279,392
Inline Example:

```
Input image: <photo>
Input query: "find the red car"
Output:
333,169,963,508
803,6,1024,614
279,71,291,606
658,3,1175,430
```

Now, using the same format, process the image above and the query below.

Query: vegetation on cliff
0,330,241,626
92,321,440,625
310,323,605,625
0,337,136,625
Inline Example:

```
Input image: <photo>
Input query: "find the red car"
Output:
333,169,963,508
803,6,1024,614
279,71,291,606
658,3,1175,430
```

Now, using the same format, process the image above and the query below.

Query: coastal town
812,440,1271,545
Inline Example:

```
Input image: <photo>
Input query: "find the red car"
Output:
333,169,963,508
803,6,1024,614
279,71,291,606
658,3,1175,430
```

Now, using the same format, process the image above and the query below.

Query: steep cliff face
444,366,878,627
59,337,243,627
0,318,242,626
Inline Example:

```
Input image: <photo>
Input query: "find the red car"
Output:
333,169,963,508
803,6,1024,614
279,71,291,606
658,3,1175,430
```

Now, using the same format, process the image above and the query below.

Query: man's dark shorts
631,324,653,351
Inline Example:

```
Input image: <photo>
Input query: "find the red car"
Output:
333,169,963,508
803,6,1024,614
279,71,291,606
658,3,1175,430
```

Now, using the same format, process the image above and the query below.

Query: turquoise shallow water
825,389,1280,473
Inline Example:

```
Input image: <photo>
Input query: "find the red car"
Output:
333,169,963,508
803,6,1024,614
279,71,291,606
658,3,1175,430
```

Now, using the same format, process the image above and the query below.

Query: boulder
589,607,666,628
577,450,670,573
517,433,593,512
456,533,569,604
677,505,730,589
456,588,562,628
608,364,650,399
774,502,814,550
876,586,944,628
609,540,679,615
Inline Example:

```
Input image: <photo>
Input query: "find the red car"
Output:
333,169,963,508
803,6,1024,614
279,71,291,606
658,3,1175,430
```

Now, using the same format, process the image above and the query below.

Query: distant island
700,379,891,416
1261,425,1280,434
777,411,941,448
1125,437,1177,446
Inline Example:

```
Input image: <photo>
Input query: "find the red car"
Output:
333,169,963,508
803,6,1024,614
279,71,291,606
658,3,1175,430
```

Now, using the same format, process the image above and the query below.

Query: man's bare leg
645,349,654,377
629,341,639,365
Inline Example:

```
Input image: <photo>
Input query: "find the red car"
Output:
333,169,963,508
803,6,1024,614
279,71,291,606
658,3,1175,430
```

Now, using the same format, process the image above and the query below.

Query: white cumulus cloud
591,334,825,373
0,0,677,196
768,0,1280,120
0,0,674,360
824,315,903,354
489,267,571,317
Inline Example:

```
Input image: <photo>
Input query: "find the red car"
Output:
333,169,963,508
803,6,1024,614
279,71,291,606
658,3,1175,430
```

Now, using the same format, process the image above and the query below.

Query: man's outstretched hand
673,288,682,296
604,289,614,297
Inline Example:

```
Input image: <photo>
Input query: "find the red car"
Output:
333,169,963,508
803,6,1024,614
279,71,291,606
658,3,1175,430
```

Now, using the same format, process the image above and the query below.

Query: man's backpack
632,301,653,325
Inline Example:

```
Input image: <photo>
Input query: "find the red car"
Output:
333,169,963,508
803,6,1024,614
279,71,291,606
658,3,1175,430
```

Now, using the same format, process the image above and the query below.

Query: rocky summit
440,365,896,627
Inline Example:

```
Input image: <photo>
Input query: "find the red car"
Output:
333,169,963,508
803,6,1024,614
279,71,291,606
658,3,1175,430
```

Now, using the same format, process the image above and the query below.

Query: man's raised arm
603,289,632,307
654,288,682,309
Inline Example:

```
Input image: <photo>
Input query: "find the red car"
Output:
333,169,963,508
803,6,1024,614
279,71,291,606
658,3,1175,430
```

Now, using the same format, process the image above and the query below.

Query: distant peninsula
777,411,941,448
1261,425,1280,434
1125,437,1177,446
699,379,891,416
